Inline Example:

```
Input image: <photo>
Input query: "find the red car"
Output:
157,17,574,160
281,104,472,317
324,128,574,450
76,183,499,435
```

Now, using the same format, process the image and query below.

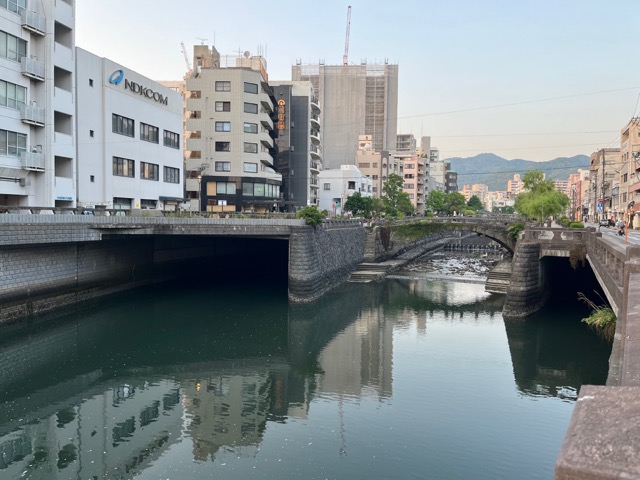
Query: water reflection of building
316,305,393,399
182,366,285,462
0,379,183,478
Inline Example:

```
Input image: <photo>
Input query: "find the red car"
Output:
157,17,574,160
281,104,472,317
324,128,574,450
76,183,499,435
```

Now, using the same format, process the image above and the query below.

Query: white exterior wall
0,0,77,207
76,49,184,210
318,164,371,216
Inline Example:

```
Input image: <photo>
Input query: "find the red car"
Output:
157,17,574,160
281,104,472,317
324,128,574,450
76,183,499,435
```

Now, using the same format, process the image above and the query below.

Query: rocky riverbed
393,251,506,282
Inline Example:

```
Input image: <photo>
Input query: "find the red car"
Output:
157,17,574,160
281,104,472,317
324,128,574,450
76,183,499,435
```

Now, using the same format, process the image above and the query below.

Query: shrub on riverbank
569,221,584,228
578,292,616,342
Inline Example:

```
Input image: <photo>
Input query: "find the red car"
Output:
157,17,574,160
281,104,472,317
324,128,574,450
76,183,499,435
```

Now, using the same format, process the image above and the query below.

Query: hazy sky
76,0,640,162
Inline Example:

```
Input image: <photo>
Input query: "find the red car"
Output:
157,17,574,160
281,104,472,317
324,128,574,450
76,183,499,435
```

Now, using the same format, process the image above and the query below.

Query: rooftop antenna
196,37,207,45
343,5,351,66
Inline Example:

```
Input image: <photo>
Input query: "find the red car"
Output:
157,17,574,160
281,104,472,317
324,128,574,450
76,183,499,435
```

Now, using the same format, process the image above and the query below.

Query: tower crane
342,5,351,66
181,41,191,72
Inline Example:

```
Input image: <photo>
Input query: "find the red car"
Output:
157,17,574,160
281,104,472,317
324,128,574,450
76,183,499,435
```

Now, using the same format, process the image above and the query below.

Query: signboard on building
277,99,285,130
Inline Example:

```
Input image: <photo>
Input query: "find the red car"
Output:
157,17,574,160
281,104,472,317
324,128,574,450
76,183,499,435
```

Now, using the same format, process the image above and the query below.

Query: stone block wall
288,223,365,303
502,242,543,318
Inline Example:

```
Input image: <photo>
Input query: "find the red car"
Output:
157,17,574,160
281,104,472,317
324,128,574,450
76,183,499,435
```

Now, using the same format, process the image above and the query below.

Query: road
589,223,640,245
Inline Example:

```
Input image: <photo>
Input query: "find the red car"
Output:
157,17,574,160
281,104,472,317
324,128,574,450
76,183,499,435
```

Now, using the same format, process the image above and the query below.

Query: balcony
20,151,45,171
21,56,45,81
259,151,275,169
259,93,273,112
21,10,46,36
310,161,320,173
310,116,320,130
186,137,203,151
260,133,273,149
21,104,45,126
54,176,74,201
259,112,273,130
311,100,320,114
310,130,320,146
310,145,322,160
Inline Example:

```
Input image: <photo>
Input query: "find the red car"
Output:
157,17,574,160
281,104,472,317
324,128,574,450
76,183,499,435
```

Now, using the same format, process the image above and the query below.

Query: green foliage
447,192,467,214
382,173,414,217
493,205,515,214
578,292,616,342
467,195,484,211
557,216,571,227
507,222,525,239
462,209,476,216
569,221,584,228
426,191,447,216
296,205,327,226
391,220,463,241
515,170,570,221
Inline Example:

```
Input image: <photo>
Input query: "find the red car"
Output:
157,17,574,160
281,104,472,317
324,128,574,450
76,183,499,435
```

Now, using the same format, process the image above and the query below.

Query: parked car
599,218,613,227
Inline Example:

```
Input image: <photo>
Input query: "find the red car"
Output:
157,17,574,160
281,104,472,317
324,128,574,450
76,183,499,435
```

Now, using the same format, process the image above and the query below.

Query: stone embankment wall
288,221,365,303
502,242,544,318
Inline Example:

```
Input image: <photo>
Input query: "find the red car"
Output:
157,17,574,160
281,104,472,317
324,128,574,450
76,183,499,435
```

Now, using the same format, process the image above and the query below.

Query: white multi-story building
75,49,184,211
185,45,281,213
0,0,76,208
318,164,372,216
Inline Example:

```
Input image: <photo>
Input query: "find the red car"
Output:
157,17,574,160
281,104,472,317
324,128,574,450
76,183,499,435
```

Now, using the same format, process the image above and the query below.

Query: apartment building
292,61,398,169
0,0,76,208
185,45,281,213
619,118,640,227
270,81,321,210
75,49,184,211
355,134,394,198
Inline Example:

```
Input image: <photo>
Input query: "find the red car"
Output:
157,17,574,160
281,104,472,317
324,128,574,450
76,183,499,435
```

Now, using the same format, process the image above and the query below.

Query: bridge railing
521,227,588,244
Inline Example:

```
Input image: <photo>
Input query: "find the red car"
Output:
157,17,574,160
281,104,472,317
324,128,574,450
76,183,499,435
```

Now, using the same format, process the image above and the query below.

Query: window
348,181,356,190
112,156,134,177
409,193,414,199
0,0,26,14
140,162,159,180
244,82,258,94
243,162,257,173
253,183,265,196
163,130,180,149
0,80,25,109
359,163,370,169
90,175,95,183
215,101,231,112
89,130,94,137
0,129,26,157
404,183,414,189
244,102,258,114
215,161,230,172
215,81,231,92
215,182,236,195
164,166,180,183
89,79,93,87
215,141,230,152
624,173,628,183
112,114,134,137
215,122,231,132
0,31,26,62
373,163,378,168
140,123,159,143
405,164,415,169
113,197,132,210
372,175,379,180
244,142,258,154
324,183,331,191
140,199,157,209
244,122,258,134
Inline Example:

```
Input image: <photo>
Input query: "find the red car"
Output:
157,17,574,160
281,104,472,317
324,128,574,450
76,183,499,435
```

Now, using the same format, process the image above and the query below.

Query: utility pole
601,149,606,221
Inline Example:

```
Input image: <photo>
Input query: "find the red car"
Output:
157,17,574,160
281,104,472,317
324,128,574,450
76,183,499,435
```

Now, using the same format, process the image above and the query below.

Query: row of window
112,114,180,149
214,101,258,114
214,141,259,154
112,156,180,183
0,30,26,63
213,161,258,173
214,121,259,134
215,81,259,94
205,180,280,198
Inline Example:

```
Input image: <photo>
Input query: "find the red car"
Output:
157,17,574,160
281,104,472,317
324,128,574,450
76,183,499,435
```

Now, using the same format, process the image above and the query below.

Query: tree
467,195,484,211
426,190,447,216
344,192,376,219
515,170,569,221
446,192,467,215
381,173,414,217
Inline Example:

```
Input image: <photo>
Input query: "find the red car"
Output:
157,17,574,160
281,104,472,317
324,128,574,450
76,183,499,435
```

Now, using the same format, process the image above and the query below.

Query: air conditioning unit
19,178,30,187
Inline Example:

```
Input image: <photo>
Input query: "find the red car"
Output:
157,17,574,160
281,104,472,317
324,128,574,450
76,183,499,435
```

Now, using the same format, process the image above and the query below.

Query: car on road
599,218,613,227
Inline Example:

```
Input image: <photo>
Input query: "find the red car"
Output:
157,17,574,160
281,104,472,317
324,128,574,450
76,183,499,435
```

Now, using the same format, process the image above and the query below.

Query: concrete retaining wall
502,242,544,318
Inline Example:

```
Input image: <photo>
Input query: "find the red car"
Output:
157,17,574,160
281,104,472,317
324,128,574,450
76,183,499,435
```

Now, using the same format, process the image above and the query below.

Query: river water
0,253,611,479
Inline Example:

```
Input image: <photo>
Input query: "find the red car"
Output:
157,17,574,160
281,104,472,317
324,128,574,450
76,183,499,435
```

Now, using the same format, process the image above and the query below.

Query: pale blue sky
76,0,640,162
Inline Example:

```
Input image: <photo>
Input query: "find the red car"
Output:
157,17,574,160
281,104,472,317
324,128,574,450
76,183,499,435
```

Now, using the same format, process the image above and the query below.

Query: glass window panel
0,32,6,59
243,182,253,195
6,82,15,109
16,85,24,106
253,183,265,197
7,34,16,61
0,81,6,107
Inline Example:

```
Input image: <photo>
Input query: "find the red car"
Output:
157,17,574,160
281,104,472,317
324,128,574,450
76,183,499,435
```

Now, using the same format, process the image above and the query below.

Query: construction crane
342,5,351,66
180,41,191,72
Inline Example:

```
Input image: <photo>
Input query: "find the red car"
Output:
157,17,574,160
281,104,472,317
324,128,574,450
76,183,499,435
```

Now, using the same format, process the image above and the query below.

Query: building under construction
292,61,399,170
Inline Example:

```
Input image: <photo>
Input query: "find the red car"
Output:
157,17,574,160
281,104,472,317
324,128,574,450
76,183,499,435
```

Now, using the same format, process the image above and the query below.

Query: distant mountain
446,153,590,191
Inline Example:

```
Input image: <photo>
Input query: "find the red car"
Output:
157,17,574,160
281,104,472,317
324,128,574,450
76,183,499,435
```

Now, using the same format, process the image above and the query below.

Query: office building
292,61,398,170
318,164,371,216
185,45,281,213
75,49,184,211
